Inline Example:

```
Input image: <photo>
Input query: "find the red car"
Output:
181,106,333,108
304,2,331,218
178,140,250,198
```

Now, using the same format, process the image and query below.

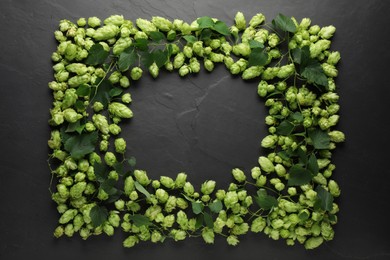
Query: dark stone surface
0,0,389,259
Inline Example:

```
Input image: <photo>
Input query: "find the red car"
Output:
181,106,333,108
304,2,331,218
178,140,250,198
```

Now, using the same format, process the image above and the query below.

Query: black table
1,0,389,259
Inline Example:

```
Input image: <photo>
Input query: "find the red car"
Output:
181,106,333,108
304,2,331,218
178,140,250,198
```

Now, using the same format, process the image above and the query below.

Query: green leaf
199,28,212,41
212,21,230,36
133,38,149,51
118,46,137,72
134,181,151,198
74,100,85,111
85,44,109,66
152,49,168,68
247,48,268,67
149,31,166,42
208,200,223,213
272,13,297,33
65,120,81,133
314,186,334,211
255,189,278,210
65,120,85,134
101,179,118,195
183,35,197,43
307,154,319,175
106,190,123,204
301,60,329,88
94,162,108,183
165,43,174,58
294,46,328,88
298,211,309,221
290,112,303,123
288,165,313,186
308,129,330,149
140,51,154,68
76,84,91,96
128,157,137,168
249,40,264,49
109,87,123,97
90,205,108,228
129,214,151,227
278,151,290,162
192,201,204,215
276,120,295,135
64,131,98,160
113,162,124,176
296,146,308,165
197,16,215,28
91,79,112,108
203,212,214,228
195,214,203,229
291,48,302,64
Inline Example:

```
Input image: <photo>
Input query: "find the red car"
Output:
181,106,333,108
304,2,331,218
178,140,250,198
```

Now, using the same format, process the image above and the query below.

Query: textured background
1,0,389,259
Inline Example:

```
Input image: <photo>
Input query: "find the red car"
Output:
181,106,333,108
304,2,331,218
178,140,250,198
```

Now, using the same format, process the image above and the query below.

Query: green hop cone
226,235,239,246
249,13,265,27
232,42,251,57
232,168,246,183
179,65,190,77
274,164,287,177
122,93,132,104
172,229,186,241
175,173,187,188
69,181,86,199
130,67,143,80
234,12,246,31
328,130,345,143
104,152,117,167
160,176,175,189
93,24,120,41
258,156,275,173
134,170,151,186
108,102,133,118
242,66,263,80
224,191,238,208
151,16,173,32
156,188,169,203
327,51,341,65
149,62,159,78
200,180,216,195
92,114,109,134
328,180,341,197
123,235,139,248
114,138,126,154
183,182,195,196
304,236,324,249
59,209,78,224
250,216,266,233
104,15,125,26
204,59,214,72
173,52,185,69
189,58,200,73
319,25,336,39
124,176,135,195
251,167,261,179
63,108,82,123
261,135,277,148
151,231,163,243
136,18,157,34
201,227,215,244
120,76,130,88
167,30,176,41
88,17,101,27
53,226,64,238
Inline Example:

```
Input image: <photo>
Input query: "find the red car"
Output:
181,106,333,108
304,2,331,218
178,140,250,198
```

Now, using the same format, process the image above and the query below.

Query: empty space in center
122,65,266,188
